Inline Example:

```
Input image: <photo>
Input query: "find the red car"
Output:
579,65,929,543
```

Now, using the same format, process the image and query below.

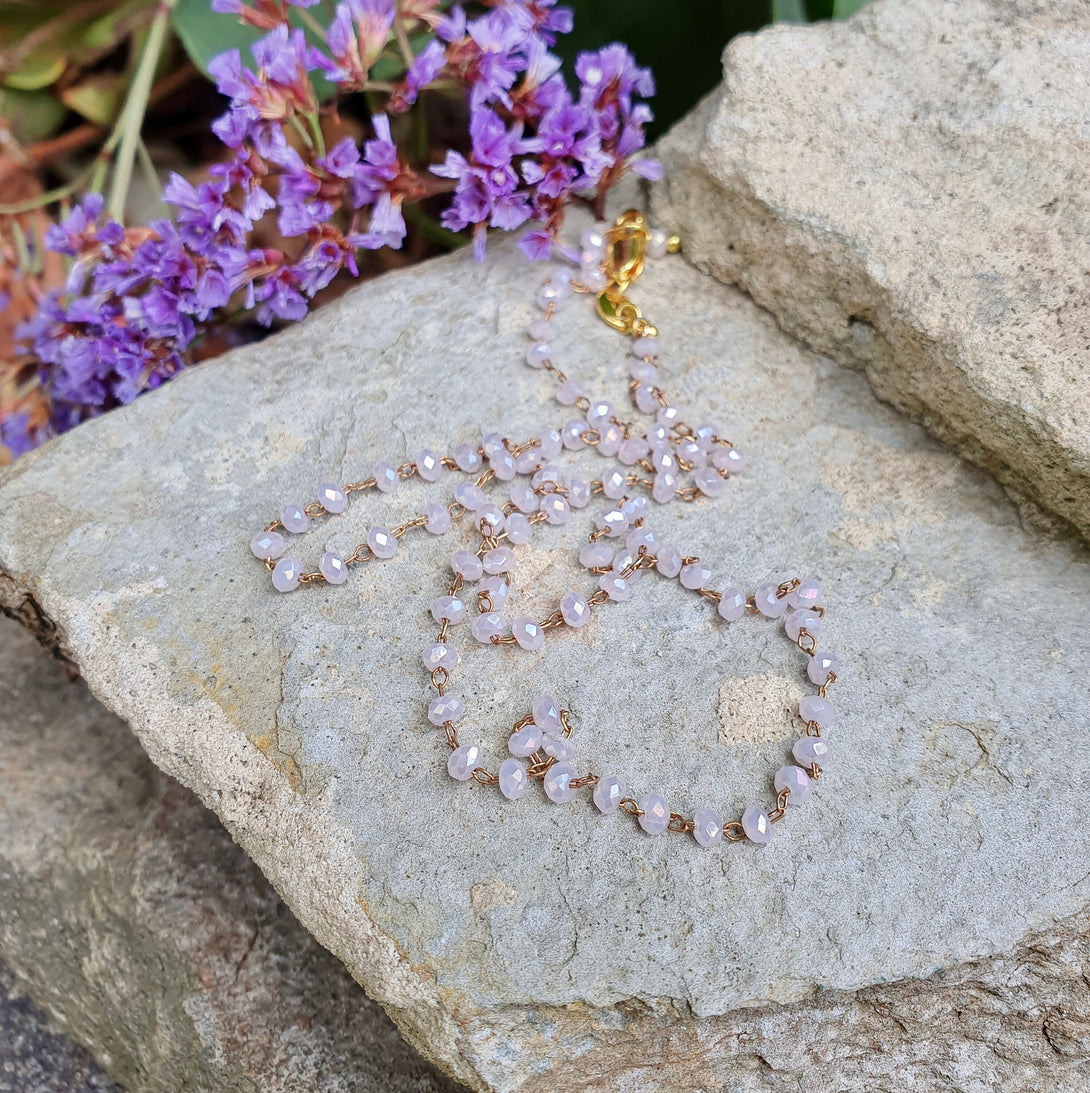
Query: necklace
247,210,839,849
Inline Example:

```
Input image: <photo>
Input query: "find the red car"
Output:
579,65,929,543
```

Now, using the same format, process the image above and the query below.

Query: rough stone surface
651,0,1090,539
0,216,1088,1091
0,616,461,1093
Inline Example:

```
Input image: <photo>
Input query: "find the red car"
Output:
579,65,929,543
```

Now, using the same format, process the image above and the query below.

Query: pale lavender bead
612,548,640,577
678,439,706,468
490,450,517,481
692,808,724,848
793,735,833,767
512,616,545,651
319,551,348,585
808,652,841,686
785,609,823,641
656,544,682,578
498,758,530,800
455,482,486,511
580,248,603,270
279,504,309,534
505,512,533,544
481,432,506,457
416,451,443,482
532,695,562,733
580,226,605,253
540,494,570,525
741,805,772,844
250,530,286,559
631,335,658,359
599,424,624,457
695,423,717,446
532,464,560,488
652,472,677,503
680,561,712,590
538,428,563,459
630,359,657,383
599,574,630,601
650,447,676,473
424,501,451,534
755,583,789,618
787,579,822,610
514,447,543,475
586,399,614,427
579,541,614,569
431,595,465,624
562,420,587,450
479,575,508,607
595,507,628,536
618,436,650,465
428,694,464,725
529,318,554,341
526,341,552,369
447,743,481,781
568,477,591,508
318,483,347,513
774,765,813,805
454,443,483,473
799,695,835,730
542,734,576,761
510,483,538,513
374,461,399,493
537,280,568,310
271,557,301,592
471,612,505,643
638,794,670,834
560,591,590,628
581,266,607,291
647,423,669,445
483,546,514,574
367,526,397,559
627,526,657,552
555,378,584,406
694,465,725,497
657,404,686,428
634,383,659,414
647,227,668,259
422,643,458,671
712,446,745,473
451,550,483,581
509,724,544,757
718,587,747,622
543,761,578,804
602,468,627,499
593,774,625,813
477,504,505,536
621,494,649,521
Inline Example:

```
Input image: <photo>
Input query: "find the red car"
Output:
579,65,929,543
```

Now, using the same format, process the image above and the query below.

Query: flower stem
107,0,176,222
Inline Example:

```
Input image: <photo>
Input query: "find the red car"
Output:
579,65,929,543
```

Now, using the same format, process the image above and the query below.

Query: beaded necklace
248,210,838,848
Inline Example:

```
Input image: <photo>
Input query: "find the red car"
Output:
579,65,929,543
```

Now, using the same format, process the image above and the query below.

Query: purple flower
397,39,446,106
321,0,395,86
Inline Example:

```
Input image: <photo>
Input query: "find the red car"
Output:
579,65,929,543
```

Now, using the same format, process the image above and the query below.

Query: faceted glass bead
618,436,650,465
455,482,486,511
785,609,822,642
647,228,668,258
755,583,789,618
318,483,347,513
612,548,640,577
490,450,517,481
509,725,544,757
694,465,725,497
528,318,554,341
447,743,481,781
471,612,505,643
481,432,506,457
718,587,746,622
483,546,514,574
657,404,686,427
543,761,578,803
367,526,397,559
424,501,451,534
451,550,484,581
541,494,570,525
581,267,607,291
586,399,614,426
680,562,712,590
510,484,537,513
602,468,627,499
634,383,659,414
652,472,677,504
538,428,563,459
271,557,301,592
374,461,399,493
692,808,724,848
711,446,745,474
479,575,508,607
561,420,587,449
526,341,552,369
279,504,309,534
774,765,813,805
638,794,670,834
498,758,530,800
799,695,834,729
431,595,465,624
593,774,625,813
477,504,505,536
599,574,630,601
318,551,348,585
679,439,707,468
250,531,286,560
808,652,841,686
568,477,591,508
793,736,832,767
542,734,576,761
532,465,560,488
656,544,682,578
428,694,464,725
555,378,584,405
537,281,568,310
512,616,545,651
505,512,533,544
599,424,623,457
560,591,590,628
630,359,657,383
741,805,772,844
787,579,822,610
453,443,482,472
532,695,562,733
631,335,659,358
416,450,443,482
627,527,657,552
595,507,628,537
622,495,649,521
422,643,458,671
514,447,544,475
580,542,614,569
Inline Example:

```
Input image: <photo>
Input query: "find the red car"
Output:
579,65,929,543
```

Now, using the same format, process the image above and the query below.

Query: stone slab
651,0,1090,539
0,616,461,1093
0,215,1088,1090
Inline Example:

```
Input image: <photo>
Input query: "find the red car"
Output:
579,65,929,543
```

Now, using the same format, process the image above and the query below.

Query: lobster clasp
596,209,652,336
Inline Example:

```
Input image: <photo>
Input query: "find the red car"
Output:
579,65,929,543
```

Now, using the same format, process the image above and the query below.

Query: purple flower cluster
6,0,658,455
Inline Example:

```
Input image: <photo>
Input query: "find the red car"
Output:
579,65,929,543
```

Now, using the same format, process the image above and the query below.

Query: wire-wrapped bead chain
248,210,840,848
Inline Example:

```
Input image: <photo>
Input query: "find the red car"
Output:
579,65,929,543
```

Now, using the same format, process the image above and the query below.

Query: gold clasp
595,209,659,338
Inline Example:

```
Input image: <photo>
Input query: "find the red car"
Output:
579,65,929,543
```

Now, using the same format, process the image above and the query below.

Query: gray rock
0,616,461,1093
0,213,1088,1091
651,0,1090,539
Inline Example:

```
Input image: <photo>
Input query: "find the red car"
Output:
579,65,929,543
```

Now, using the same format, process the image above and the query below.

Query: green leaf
60,74,123,125
771,0,808,22
832,0,869,17
0,87,66,143
2,48,66,91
